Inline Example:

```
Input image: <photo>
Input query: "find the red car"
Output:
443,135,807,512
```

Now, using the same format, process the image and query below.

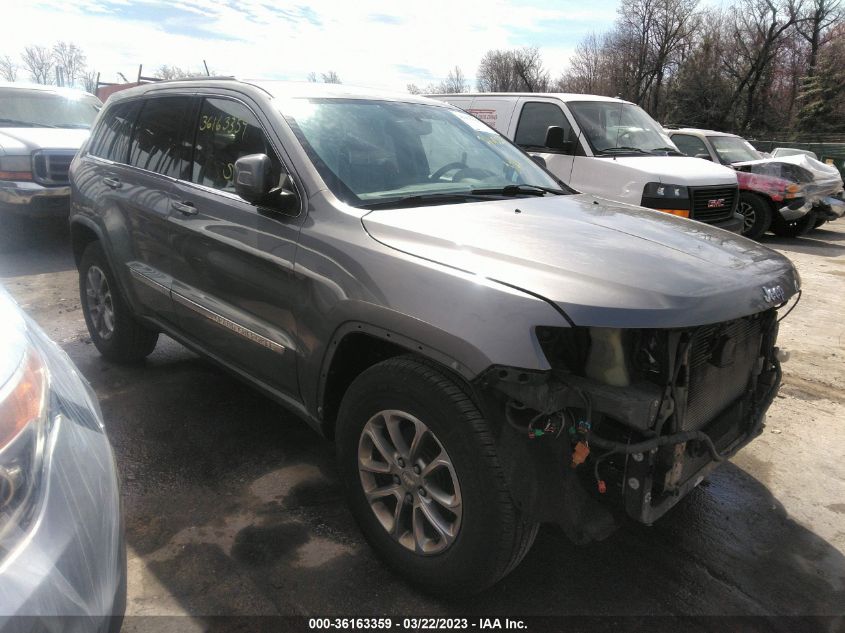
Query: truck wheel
738,193,771,240
79,241,159,363
336,356,538,595
771,209,817,238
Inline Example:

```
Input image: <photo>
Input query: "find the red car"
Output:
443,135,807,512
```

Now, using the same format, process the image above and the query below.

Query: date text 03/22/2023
307,618,528,630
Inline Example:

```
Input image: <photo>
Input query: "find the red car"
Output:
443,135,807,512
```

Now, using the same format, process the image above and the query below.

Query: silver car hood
362,194,799,328
0,127,89,154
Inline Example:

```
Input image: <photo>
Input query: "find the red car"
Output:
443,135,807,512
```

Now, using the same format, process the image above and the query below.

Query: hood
602,155,737,187
734,154,843,188
0,127,90,154
362,194,798,329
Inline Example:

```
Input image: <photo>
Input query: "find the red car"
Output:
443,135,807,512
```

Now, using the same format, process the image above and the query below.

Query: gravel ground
1,220,844,628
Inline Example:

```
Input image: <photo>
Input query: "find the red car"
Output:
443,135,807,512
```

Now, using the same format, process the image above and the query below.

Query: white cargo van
428,93,743,233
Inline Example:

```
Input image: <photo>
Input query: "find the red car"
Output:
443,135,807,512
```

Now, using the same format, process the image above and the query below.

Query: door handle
103,177,122,189
172,201,198,216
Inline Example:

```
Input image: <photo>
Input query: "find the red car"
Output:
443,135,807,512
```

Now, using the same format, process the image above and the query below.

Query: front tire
770,209,817,238
79,241,159,363
336,356,537,595
738,192,772,239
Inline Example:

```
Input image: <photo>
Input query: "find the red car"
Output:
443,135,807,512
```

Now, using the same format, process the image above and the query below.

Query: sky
1,0,620,91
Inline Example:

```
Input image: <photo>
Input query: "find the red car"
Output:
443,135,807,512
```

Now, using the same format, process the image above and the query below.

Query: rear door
167,93,302,397
509,98,579,184
120,95,193,324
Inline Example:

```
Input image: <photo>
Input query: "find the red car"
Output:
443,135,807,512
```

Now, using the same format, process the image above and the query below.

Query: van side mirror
544,126,574,154
234,154,273,203
530,155,547,169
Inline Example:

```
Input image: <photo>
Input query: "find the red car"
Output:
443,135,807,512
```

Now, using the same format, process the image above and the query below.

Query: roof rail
155,76,238,83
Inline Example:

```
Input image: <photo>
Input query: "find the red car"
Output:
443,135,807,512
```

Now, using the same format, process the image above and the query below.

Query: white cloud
2,0,618,90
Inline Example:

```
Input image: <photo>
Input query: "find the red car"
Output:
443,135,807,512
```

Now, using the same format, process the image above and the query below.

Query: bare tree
558,33,606,93
409,66,470,94
306,71,318,82
82,70,98,93
52,41,87,87
796,0,842,75
721,0,803,131
0,55,16,82
156,65,206,80
321,70,341,84
22,46,55,84
442,66,469,92
477,47,549,92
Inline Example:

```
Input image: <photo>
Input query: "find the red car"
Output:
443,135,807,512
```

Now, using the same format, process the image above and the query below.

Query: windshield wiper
470,184,567,196
0,118,57,128
598,146,652,155
650,146,686,156
357,192,497,210
58,123,91,129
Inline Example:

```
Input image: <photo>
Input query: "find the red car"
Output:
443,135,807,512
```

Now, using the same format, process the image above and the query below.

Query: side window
672,134,709,158
128,97,191,178
88,101,140,163
514,102,572,149
190,98,282,194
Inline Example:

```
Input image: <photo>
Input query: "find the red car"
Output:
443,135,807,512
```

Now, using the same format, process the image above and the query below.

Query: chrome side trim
129,266,285,355
172,292,286,355
129,267,171,296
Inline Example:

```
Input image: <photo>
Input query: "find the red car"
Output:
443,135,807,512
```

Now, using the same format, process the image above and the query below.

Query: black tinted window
128,97,190,178
514,102,572,148
672,134,709,157
191,98,281,193
88,101,140,162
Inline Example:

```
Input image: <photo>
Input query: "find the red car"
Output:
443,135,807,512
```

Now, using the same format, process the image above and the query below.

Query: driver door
167,94,304,398
509,98,579,185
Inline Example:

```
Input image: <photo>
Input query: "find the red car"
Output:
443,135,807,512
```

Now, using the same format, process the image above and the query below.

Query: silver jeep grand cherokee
69,79,798,594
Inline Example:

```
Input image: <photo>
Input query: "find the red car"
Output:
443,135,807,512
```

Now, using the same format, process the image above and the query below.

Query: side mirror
234,153,298,213
530,155,547,169
695,153,713,161
544,126,574,154
234,154,273,204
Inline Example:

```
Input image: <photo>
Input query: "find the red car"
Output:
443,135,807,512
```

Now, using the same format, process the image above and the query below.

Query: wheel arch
314,319,488,439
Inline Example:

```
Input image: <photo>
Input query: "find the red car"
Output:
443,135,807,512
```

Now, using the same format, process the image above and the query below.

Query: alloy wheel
739,200,756,234
357,409,462,555
85,265,115,340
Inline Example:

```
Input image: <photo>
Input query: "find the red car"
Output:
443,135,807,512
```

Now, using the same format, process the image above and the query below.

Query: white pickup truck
428,93,743,233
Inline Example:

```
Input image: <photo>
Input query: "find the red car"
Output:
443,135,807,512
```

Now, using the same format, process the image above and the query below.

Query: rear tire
79,241,159,363
737,192,771,240
336,356,538,595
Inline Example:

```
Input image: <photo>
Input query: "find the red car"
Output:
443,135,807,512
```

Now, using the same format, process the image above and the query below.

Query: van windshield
281,99,567,208
0,90,101,129
567,101,679,157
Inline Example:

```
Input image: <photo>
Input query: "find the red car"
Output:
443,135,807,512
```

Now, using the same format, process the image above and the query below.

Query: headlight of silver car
0,345,49,550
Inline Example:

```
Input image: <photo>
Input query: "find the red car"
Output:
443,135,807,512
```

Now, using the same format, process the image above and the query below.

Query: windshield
0,90,101,129
708,136,762,164
281,99,565,208
567,101,678,156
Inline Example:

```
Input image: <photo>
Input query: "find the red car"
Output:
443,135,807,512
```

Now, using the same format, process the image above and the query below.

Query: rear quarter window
88,101,141,163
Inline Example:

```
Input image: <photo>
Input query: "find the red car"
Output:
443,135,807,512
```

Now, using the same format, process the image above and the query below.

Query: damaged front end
735,156,845,221
475,309,784,541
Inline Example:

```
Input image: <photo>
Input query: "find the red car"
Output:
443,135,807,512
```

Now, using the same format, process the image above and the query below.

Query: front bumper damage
474,309,783,541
